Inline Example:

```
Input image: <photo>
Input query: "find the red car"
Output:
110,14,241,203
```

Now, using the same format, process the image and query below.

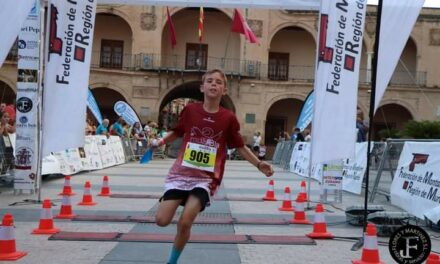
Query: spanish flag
198,7,204,42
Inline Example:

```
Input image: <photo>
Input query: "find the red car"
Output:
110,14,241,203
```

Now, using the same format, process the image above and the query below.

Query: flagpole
222,30,232,69
35,0,47,203
362,0,382,233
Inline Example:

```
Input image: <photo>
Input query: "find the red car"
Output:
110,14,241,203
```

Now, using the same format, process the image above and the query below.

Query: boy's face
200,72,227,99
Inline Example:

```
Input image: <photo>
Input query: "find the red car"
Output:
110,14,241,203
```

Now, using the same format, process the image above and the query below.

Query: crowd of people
85,116,169,158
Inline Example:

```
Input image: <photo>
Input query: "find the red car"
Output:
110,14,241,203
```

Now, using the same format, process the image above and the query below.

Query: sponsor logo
16,97,33,113
18,40,26,49
115,102,127,113
409,153,429,172
19,116,28,124
15,147,33,169
389,225,431,264
29,173,36,180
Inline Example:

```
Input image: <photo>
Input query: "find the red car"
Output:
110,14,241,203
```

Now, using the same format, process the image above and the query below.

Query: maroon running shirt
165,103,244,196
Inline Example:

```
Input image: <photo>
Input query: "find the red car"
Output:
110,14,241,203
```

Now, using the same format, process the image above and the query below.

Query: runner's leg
174,195,202,250
155,199,181,227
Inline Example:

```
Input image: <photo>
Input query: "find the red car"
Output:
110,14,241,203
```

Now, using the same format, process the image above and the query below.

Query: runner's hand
258,161,274,177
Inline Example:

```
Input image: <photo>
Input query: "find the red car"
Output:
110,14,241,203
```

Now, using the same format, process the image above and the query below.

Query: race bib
182,142,217,172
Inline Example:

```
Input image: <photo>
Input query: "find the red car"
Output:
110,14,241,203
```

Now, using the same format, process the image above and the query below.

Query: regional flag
231,9,259,45
198,7,204,42
166,7,177,48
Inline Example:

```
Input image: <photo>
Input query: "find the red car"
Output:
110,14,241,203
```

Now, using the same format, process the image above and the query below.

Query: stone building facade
1,5,440,150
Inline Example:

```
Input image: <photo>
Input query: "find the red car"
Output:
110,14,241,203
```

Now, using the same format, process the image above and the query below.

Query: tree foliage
401,120,440,139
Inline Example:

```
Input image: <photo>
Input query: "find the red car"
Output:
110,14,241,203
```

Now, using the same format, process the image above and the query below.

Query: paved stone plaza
0,159,438,263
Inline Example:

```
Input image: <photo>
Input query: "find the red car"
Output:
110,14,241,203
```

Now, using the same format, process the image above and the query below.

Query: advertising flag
311,0,366,166
231,9,259,44
87,88,103,125
42,0,97,157
296,90,314,131
0,0,34,68
374,0,424,112
166,7,177,48
114,101,141,126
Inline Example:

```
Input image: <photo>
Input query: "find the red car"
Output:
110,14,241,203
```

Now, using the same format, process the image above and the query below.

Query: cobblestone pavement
0,159,438,263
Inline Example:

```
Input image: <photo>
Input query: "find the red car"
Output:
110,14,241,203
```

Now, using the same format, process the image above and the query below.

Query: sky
368,0,440,8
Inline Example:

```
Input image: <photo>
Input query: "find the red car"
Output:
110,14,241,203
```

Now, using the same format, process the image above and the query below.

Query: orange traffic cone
98,176,111,196
59,175,75,196
426,253,440,264
0,213,27,260
263,179,277,201
278,187,294,211
32,199,60,235
290,195,310,224
55,195,75,219
352,223,384,264
78,181,97,206
306,203,333,239
299,181,308,201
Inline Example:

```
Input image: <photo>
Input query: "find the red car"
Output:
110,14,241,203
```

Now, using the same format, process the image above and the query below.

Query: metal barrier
271,141,284,165
279,141,295,170
369,139,440,202
121,138,135,162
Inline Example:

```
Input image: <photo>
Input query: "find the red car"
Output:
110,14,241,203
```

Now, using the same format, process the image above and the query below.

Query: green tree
401,120,440,139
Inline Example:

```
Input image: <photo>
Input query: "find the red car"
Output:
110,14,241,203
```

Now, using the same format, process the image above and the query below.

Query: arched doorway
373,103,413,140
159,81,235,128
265,98,304,146
91,88,127,123
0,80,16,104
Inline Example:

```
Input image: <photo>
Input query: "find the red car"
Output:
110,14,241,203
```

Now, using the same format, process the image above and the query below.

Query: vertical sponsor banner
375,0,424,112
15,0,40,190
390,142,440,222
114,101,141,126
42,0,97,157
0,0,34,68
87,88,103,125
296,90,314,132
311,0,366,166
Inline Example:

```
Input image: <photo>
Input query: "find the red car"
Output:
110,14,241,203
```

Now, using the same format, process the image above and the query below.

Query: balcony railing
133,53,261,77
83,51,427,87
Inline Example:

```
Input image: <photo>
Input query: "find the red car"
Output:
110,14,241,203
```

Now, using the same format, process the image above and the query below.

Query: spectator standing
96,119,110,137
356,117,368,142
252,131,262,154
304,129,312,142
291,127,305,142
111,117,126,138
